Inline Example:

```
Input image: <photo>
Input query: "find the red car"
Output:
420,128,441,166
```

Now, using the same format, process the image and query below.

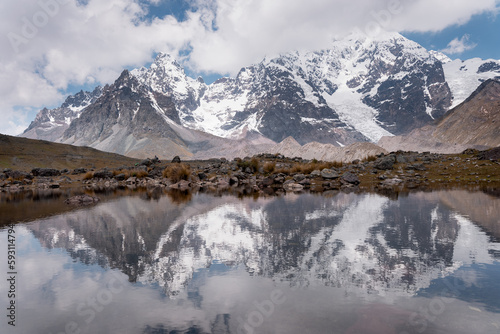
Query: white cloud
440,34,478,55
0,0,498,135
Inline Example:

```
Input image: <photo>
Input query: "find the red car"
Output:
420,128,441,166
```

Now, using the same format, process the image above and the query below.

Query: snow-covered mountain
443,58,500,108
22,86,102,141
21,32,500,158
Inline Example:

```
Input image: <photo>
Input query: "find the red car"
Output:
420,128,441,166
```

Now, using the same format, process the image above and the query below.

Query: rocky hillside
378,79,500,153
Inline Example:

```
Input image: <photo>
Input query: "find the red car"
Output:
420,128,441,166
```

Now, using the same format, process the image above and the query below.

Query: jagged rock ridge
378,79,500,153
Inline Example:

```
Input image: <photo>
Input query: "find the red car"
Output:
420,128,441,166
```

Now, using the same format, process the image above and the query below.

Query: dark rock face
477,62,500,74
235,63,365,145
362,56,451,135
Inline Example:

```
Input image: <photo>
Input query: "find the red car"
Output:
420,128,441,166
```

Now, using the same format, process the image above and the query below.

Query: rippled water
1,190,500,334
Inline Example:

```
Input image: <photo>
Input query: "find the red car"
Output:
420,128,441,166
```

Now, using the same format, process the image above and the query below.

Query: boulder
93,170,113,179
381,178,403,186
283,182,304,192
32,168,61,177
341,172,360,185
293,174,306,182
374,155,396,170
171,156,181,163
139,158,152,167
72,168,87,175
126,177,137,184
5,170,30,180
262,176,275,187
310,170,321,177
320,168,339,179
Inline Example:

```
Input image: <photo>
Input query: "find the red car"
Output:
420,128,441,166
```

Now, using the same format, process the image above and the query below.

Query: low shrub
83,172,94,180
363,155,377,162
163,163,191,183
133,170,149,178
263,162,276,174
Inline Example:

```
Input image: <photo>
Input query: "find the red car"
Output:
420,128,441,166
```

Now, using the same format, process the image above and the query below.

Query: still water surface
1,190,500,334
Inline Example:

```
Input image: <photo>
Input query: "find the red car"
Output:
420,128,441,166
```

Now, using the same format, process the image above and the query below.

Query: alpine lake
1,186,500,334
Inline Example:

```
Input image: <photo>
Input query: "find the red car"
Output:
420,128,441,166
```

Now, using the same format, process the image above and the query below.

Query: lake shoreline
2,148,499,197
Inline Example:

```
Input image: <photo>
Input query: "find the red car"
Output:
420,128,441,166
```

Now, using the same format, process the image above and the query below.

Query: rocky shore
1,148,499,198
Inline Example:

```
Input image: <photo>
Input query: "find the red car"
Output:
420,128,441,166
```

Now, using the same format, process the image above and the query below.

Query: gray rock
298,179,311,186
31,168,61,176
381,178,403,186
293,174,306,182
310,170,321,177
171,156,181,163
93,170,113,179
320,168,339,179
407,163,427,171
72,168,87,175
396,155,407,163
283,183,304,192
274,176,285,184
341,172,360,185
262,176,274,187
138,158,152,167
5,170,30,180
374,155,396,170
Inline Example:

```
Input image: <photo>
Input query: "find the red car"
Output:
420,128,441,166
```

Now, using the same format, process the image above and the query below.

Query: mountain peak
429,50,452,64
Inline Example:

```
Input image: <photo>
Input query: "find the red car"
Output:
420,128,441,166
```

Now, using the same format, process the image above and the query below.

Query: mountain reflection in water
1,190,499,334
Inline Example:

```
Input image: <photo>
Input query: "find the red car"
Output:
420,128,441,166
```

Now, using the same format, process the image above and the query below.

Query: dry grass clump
263,161,276,174
237,157,260,173
83,171,94,180
131,170,149,178
162,163,191,183
363,155,378,162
